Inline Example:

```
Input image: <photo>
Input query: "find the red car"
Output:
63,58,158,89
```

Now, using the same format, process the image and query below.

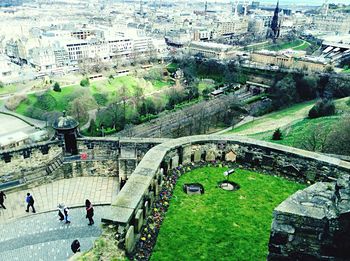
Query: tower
323,0,329,15
268,1,280,42
205,1,208,14
232,0,239,17
242,0,249,16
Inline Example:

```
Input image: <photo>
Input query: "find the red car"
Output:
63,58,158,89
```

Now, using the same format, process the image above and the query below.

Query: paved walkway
0,206,112,261
0,177,119,224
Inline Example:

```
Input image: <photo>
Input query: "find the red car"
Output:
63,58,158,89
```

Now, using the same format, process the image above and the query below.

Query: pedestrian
0,191,6,209
57,203,64,221
71,239,80,253
85,199,94,226
25,193,36,213
63,205,71,224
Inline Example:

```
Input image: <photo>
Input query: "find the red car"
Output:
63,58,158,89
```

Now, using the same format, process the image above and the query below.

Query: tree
53,82,61,92
300,124,331,152
272,128,283,140
87,119,98,136
0,81,4,88
69,98,88,123
308,99,335,119
325,117,350,156
295,75,318,101
80,78,90,87
269,75,298,109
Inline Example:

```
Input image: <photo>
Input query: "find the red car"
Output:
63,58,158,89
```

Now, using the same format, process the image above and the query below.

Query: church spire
268,1,280,42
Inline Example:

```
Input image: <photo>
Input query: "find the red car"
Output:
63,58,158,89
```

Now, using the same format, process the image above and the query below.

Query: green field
267,39,305,51
228,100,316,134
14,75,173,118
230,97,350,150
151,167,305,261
292,41,311,51
0,84,18,95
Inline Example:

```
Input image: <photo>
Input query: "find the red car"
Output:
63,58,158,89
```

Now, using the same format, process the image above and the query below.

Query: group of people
1,191,95,254
1,191,95,226
57,199,94,225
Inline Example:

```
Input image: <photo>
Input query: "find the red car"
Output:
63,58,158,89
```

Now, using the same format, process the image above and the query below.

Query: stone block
171,155,179,168
205,150,216,161
193,150,201,162
306,171,317,182
135,209,144,233
225,151,237,162
125,226,135,254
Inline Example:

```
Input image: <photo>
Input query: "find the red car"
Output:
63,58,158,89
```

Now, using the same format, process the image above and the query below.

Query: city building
251,50,328,72
187,41,239,60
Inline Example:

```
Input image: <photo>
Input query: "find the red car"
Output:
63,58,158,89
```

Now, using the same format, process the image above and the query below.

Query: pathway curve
0,206,112,261
0,176,118,224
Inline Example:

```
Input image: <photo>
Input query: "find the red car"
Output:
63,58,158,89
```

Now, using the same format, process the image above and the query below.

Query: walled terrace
99,135,350,260
0,137,169,191
1,134,350,260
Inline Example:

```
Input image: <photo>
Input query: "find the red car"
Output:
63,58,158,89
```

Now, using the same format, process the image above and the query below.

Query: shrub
80,78,90,87
93,93,108,106
34,93,57,111
272,128,283,140
308,99,335,119
53,82,61,92
0,81,4,88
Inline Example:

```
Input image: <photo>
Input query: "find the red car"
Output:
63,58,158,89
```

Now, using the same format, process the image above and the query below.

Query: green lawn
248,97,350,148
292,41,311,51
267,39,304,51
14,74,174,119
151,167,305,261
228,100,316,134
250,116,339,147
0,84,18,95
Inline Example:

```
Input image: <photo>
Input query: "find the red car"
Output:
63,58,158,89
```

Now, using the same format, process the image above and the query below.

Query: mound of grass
151,167,305,261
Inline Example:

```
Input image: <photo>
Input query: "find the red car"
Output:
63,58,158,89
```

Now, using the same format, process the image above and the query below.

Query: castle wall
0,137,167,191
102,135,350,255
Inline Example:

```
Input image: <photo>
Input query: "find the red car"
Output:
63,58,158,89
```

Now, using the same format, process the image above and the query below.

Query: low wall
268,174,350,260
102,135,350,255
0,137,168,191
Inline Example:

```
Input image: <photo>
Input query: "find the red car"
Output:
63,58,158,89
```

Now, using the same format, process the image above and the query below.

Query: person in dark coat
25,193,35,213
63,206,71,224
57,204,64,221
0,191,6,209
85,199,94,225
71,239,80,253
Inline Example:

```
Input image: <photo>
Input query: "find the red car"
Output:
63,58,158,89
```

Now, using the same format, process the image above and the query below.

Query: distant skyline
205,0,349,6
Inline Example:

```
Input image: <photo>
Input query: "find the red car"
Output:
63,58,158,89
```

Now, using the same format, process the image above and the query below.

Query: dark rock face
268,175,350,261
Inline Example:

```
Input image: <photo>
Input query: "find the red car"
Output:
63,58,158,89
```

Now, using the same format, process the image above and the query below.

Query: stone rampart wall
0,137,168,191
102,135,350,255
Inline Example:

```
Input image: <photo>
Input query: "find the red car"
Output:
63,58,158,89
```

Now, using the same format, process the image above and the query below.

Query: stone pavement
0,177,119,223
0,206,113,261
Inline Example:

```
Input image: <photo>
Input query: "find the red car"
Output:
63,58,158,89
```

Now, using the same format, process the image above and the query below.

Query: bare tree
299,124,331,152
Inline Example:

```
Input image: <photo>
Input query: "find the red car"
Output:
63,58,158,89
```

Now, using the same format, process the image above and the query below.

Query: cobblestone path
0,177,119,223
0,206,112,261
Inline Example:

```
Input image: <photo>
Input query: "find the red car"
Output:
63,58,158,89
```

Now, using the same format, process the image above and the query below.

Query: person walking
0,191,6,209
25,193,36,213
57,204,65,221
85,199,94,226
63,205,71,224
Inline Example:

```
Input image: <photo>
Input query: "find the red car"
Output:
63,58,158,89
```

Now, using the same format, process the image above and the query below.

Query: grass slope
248,97,350,147
228,100,316,135
151,167,305,261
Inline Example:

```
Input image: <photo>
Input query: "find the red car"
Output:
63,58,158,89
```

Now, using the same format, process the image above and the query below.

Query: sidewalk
0,176,118,224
